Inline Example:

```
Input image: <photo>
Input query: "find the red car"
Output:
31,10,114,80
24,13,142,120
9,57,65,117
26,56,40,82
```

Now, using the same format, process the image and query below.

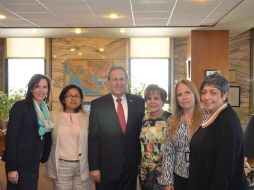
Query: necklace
181,115,193,127
69,113,73,124
149,110,164,119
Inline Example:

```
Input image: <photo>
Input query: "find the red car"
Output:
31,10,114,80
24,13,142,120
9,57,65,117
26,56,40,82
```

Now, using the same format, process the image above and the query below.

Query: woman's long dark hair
25,74,51,103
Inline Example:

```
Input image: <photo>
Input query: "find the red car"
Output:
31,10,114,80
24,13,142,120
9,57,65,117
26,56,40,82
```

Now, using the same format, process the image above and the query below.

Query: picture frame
205,69,217,77
228,86,240,107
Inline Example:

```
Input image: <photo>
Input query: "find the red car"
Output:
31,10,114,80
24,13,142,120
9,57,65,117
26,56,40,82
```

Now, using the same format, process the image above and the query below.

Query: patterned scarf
34,100,53,139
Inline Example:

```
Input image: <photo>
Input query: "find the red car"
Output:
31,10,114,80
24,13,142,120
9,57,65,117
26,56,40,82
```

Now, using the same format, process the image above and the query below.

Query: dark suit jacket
189,106,248,190
88,93,145,180
2,100,51,172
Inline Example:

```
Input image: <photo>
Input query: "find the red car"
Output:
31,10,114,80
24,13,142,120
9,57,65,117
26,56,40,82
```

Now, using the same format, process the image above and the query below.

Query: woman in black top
3,74,52,190
189,73,248,190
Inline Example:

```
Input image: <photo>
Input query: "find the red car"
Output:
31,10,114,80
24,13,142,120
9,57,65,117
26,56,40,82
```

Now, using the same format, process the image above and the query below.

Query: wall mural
64,60,112,95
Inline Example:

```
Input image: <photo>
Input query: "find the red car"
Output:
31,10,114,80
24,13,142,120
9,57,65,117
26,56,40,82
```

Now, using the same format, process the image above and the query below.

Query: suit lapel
126,94,134,134
106,94,124,135
28,101,39,130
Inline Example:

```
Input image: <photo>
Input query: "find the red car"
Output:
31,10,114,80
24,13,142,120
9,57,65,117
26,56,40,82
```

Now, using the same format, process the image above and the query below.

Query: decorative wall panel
51,38,127,110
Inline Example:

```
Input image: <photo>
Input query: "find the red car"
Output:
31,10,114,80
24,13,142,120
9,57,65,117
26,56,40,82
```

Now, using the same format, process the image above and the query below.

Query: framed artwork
205,69,217,77
64,60,113,95
228,86,240,107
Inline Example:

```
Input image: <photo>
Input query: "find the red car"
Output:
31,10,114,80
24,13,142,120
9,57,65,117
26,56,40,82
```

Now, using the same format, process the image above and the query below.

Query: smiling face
107,69,128,98
146,90,164,116
63,88,82,113
176,82,195,112
200,85,228,114
32,79,49,104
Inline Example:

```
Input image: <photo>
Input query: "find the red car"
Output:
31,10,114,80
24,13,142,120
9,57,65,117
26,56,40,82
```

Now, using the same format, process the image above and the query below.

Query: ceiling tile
134,11,169,18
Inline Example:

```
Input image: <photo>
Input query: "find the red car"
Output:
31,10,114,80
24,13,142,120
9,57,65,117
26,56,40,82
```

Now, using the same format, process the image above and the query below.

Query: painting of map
64,60,113,95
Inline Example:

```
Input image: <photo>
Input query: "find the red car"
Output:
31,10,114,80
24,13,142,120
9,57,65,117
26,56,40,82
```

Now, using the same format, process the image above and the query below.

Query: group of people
1,65,249,190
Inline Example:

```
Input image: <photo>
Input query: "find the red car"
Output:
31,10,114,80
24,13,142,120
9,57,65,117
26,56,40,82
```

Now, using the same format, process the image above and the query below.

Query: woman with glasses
46,84,92,190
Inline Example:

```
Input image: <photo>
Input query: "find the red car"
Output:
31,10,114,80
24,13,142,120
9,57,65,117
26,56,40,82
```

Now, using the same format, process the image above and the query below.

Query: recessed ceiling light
0,14,6,19
108,13,119,19
70,48,75,52
30,29,38,33
78,52,82,55
99,48,104,52
74,28,82,34
120,28,126,33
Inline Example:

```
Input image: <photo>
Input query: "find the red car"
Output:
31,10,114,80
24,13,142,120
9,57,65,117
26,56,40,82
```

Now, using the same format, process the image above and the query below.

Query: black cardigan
189,106,248,190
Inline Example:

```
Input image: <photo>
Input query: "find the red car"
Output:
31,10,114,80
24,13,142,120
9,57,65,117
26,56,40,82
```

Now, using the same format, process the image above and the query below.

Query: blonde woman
159,79,204,190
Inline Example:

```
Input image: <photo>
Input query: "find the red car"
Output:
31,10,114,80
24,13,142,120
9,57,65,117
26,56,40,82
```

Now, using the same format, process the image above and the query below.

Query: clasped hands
8,171,19,184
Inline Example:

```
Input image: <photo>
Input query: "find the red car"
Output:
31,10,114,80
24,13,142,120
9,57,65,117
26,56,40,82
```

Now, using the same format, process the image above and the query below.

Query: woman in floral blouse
139,84,171,190
159,79,204,190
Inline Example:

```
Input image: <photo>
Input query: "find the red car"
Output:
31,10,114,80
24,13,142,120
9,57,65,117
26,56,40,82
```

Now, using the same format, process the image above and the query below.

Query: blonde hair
169,79,203,140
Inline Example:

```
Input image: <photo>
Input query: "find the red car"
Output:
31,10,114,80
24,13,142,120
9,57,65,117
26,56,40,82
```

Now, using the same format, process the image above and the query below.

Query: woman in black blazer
2,74,52,190
189,73,248,190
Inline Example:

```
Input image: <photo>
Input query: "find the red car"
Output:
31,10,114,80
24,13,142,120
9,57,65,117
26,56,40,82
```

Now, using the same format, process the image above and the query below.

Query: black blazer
88,93,145,180
189,106,248,190
2,100,51,171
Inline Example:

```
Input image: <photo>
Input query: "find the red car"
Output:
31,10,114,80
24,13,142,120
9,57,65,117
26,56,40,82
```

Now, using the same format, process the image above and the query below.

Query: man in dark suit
88,66,145,190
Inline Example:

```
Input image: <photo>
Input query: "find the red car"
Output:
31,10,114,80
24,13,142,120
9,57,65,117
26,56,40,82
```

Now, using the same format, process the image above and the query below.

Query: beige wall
229,31,251,127
174,38,188,81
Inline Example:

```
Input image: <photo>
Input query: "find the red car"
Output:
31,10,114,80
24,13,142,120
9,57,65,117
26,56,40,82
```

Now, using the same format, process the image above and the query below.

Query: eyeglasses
65,94,81,99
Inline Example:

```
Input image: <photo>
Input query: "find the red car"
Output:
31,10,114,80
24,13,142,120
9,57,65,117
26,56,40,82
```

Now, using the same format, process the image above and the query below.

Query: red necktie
116,98,126,134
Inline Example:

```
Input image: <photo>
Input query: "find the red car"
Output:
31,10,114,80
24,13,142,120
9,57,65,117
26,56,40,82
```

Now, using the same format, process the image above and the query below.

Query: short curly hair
200,72,229,99
144,84,167,103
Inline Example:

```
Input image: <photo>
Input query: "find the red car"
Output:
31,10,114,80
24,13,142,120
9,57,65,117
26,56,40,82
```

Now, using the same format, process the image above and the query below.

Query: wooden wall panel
191,30,229,88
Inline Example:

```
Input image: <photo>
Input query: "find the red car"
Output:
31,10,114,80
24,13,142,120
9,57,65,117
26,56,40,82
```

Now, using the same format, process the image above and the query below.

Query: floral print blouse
139,111,171,183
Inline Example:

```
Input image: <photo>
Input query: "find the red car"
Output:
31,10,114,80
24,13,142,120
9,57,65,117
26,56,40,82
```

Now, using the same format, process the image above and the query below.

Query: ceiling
0,0,253,38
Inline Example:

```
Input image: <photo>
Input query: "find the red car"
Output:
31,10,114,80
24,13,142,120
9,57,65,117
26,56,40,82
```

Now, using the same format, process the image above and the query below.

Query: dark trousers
174,173,188,190
96,165,137,190
6,165,40,190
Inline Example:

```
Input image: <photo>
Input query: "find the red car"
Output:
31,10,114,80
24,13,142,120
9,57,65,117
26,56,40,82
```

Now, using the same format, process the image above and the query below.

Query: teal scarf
34,100,53,139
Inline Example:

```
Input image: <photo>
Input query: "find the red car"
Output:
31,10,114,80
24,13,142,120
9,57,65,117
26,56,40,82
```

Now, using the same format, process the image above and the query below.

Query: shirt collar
111,94,126,102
